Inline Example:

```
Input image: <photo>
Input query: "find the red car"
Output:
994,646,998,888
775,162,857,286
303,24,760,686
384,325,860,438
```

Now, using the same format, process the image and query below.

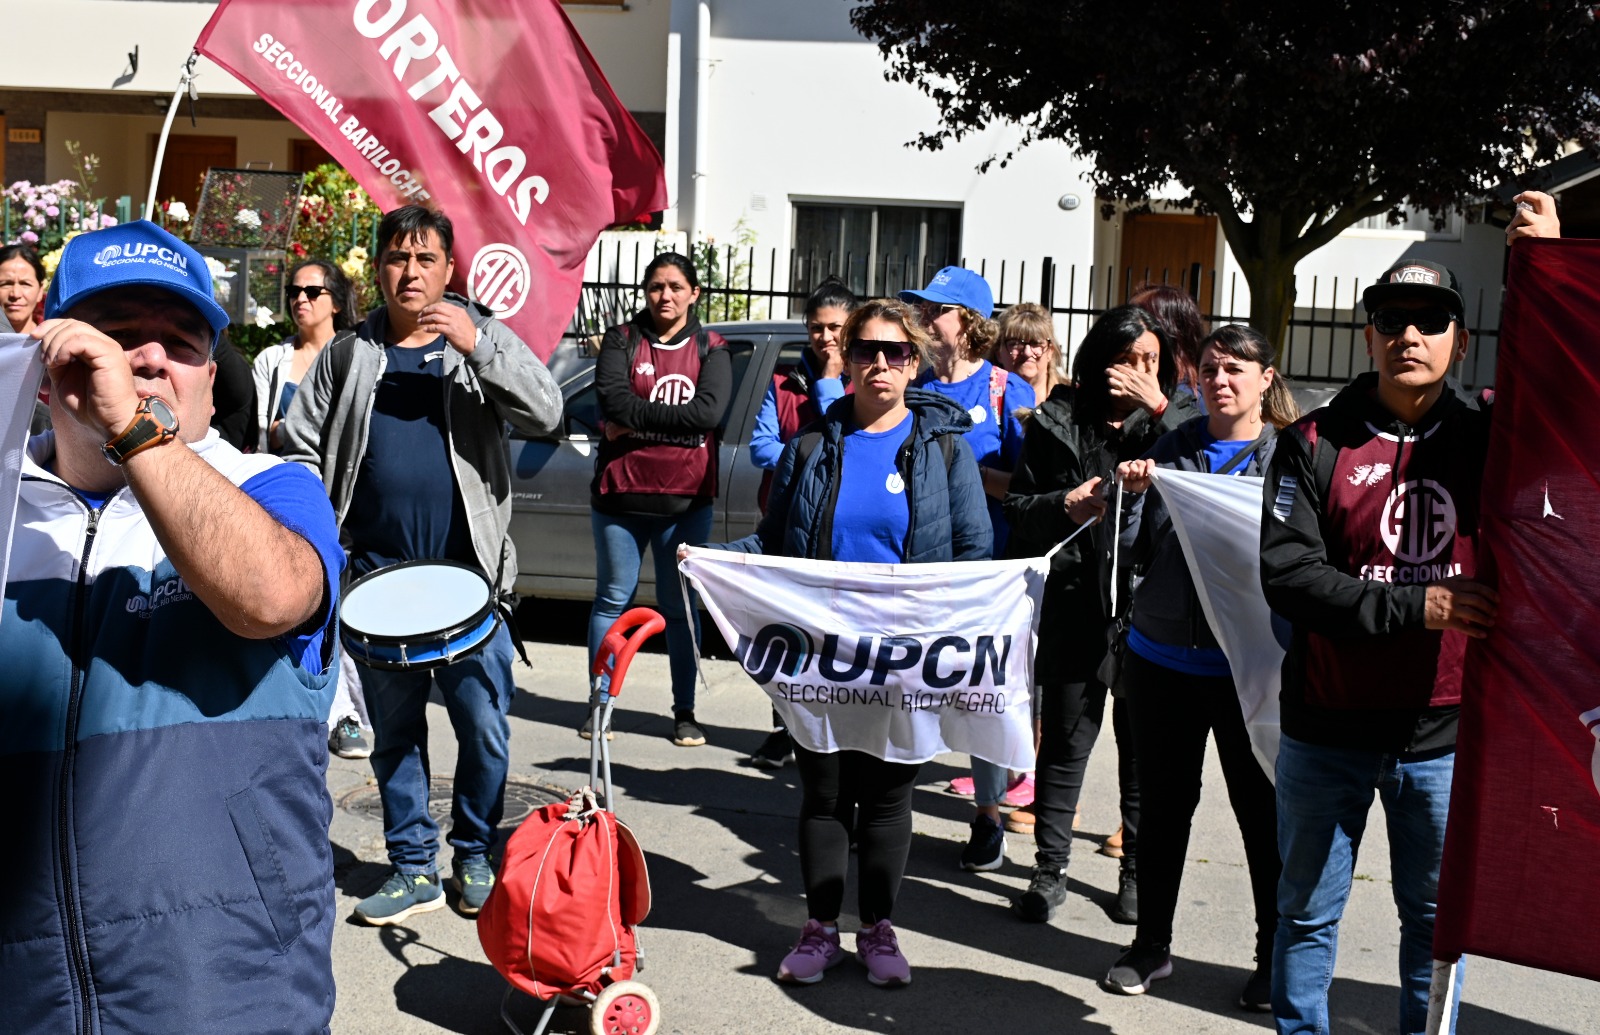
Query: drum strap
492,547,533,668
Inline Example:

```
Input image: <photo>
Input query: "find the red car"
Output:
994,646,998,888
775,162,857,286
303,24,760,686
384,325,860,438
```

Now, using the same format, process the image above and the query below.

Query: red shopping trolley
478,608,667,1035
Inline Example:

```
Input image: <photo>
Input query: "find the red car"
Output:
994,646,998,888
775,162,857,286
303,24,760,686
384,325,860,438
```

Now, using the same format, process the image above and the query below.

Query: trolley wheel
589,980,659,1035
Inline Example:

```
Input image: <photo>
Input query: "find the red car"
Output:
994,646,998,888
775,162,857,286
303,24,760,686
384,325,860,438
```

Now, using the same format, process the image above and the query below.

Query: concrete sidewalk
325,641,1595,1034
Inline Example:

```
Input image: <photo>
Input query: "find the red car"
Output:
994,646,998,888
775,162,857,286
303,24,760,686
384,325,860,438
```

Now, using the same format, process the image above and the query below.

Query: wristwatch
102,397,180,466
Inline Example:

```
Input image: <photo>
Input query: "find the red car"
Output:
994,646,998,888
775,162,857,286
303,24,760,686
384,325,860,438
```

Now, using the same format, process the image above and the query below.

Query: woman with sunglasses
589,252,730,748
1099,324,1297,1007
1004,304,1197,929
251,259,370,758
901,267,1036,872
253,259,359,454
994,302,1065,408
703,298,990,989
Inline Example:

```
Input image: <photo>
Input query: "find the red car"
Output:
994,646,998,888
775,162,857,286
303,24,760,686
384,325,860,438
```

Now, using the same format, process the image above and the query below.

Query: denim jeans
589,505,712,713
361,621,515,873
970,757,1012,807
1272,733,1463,1035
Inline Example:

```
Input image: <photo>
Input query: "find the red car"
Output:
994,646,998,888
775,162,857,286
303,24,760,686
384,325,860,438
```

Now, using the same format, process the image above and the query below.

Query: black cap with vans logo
1361,260,1465,320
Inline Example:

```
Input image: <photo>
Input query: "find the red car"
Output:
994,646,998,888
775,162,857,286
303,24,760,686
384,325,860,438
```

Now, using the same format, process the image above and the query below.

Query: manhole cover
339,775,572,829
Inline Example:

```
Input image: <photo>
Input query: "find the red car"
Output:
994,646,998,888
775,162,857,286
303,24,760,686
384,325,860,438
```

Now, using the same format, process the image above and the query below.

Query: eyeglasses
847,339,916,368
1001,339,1050,354
916,301,962,318
1369,307,1457,336
287,285,335,302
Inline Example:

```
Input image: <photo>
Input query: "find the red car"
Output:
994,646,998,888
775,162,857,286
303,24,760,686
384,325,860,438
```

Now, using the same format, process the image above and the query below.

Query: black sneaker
1238,956,1271,1012
1102,943,1173,995
329,717,372,759
959,814,1006,872
672,710,707,747
1011,864,1067,922
1111,864,1138,924
750,728,793,769
577,713,613,741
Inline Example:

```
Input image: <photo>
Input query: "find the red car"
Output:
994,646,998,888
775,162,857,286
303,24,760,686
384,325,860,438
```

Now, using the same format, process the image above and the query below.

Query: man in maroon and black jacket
1260,260,1499,1035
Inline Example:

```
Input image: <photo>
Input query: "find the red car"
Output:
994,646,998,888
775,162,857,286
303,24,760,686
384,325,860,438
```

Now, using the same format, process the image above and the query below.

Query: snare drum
340,561,500,671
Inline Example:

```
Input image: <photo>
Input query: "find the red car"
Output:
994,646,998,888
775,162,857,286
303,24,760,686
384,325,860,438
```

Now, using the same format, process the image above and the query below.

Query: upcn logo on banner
737,623,1012,690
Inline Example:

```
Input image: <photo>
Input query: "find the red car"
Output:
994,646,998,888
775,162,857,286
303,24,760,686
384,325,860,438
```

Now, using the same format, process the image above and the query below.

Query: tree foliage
849,0,1600,342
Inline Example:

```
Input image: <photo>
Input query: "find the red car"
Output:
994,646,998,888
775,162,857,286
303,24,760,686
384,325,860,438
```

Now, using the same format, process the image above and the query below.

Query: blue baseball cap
899,266,994,318
45,220,230,348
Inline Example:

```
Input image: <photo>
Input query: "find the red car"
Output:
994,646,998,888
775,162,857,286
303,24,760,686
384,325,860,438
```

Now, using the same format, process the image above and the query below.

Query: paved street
325,632,1598,1035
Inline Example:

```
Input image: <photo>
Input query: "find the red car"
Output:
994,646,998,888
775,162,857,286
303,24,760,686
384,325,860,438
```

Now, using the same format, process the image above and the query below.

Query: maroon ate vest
1301,411,1485,711
757,361,852,511
595,327,726,498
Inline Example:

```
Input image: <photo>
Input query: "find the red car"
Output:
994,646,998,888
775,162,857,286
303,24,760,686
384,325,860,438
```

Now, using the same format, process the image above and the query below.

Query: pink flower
21,231,38,243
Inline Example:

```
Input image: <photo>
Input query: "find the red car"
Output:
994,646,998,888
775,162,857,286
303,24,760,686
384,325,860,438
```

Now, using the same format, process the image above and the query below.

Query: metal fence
570,237,1501,389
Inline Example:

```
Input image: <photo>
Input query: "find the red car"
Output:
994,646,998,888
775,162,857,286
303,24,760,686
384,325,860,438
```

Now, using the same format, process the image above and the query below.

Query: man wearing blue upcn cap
0,219,346,1033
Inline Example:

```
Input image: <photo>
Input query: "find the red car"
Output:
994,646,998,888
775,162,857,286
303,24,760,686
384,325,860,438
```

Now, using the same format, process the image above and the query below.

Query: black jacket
1004,384,1199,683
1260,372,1491,753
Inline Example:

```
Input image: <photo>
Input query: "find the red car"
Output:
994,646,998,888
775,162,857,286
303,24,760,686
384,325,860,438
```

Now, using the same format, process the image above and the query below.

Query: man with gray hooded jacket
280,204,561,925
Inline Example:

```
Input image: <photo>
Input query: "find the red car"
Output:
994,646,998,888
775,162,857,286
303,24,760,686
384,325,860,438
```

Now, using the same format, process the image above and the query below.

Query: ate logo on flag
467,244,531,319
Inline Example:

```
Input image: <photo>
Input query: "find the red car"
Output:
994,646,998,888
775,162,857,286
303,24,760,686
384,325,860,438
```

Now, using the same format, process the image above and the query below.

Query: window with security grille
790,202,961,310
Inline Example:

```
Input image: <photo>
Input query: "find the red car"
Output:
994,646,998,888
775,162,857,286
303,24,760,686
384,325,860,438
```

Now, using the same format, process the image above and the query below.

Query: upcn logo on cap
1389,265,1442,286
93,245,124,267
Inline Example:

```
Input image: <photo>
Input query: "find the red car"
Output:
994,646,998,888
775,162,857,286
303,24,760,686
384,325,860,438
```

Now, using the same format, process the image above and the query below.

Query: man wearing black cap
1259,260,1498,1034
0,221,344,1031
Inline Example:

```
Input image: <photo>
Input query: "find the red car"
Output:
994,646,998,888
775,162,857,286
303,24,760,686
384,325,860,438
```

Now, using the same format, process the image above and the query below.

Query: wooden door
1119,212,1218,300
291,138,333,173
153,134,237,213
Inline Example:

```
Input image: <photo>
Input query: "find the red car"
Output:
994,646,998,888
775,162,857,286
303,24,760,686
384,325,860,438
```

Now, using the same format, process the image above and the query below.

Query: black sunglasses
287,285,336,302
847,339,916,368
1369,307,1456,336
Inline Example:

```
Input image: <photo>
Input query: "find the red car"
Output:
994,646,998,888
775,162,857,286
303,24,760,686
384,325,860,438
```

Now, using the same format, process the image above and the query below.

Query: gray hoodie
278,292,562,599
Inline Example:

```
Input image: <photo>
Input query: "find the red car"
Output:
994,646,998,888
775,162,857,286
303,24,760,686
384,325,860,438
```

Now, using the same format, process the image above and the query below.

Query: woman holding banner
706,297,990,988
1099,324,1298,1007
1003,304,1195,928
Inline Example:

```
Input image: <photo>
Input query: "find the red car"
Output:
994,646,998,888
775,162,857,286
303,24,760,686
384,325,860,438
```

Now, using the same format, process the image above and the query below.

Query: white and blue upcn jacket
0,430,344,1034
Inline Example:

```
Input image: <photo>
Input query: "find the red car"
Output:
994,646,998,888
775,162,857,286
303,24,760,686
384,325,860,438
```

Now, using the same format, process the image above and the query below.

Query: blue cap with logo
899,266,995,318
45,220,230,348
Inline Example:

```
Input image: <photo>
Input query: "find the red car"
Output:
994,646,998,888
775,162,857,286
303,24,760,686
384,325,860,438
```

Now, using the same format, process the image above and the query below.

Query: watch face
146,397,177,429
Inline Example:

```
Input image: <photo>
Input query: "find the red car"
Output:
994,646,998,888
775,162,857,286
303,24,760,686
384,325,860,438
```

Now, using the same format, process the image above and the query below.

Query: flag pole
145,52,200,220
1425,957,1461,1034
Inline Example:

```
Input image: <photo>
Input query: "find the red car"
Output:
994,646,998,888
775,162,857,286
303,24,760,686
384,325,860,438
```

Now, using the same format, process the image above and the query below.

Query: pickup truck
507,320,811,602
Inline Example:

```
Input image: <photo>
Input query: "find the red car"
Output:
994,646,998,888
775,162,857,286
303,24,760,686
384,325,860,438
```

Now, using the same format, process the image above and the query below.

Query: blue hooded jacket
718,388,992,562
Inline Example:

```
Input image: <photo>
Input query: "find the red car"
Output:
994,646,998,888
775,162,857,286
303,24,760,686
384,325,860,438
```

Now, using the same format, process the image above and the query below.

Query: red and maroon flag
1435,239,1600,980
196,0,666,360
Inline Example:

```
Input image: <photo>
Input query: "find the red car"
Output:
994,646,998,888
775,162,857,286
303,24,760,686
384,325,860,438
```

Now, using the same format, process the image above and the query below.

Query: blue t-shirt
1202,432,1257,475
343,341,476,576
830,411,913,563
912,360,1034,554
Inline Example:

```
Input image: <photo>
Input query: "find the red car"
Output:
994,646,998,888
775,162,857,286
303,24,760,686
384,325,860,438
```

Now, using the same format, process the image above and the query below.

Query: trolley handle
591,607,667,698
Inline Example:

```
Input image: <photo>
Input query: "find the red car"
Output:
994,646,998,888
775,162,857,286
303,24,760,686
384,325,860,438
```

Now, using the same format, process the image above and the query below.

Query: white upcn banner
679,548,1048,769
1150,469,1286,779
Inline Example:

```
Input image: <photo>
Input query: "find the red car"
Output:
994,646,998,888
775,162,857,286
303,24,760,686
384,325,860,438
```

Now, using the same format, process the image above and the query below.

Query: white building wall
4,1,248,97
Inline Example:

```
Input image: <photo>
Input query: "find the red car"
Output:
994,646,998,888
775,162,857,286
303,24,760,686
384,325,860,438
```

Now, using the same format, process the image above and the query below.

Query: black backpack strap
938,430,957,472
327,329,358,387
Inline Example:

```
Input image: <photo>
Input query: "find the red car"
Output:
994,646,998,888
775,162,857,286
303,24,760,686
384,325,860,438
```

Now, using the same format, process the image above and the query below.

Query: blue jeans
589,505,712,713
361,621,515,873
1272,734,1463,1035
971,757,1011,807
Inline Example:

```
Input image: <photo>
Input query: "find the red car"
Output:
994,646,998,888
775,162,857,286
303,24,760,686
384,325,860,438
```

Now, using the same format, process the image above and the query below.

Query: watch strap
102,399,177,466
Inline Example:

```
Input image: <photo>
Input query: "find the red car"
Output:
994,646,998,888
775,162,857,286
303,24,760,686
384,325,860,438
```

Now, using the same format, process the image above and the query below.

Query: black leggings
792,745,921,925
1033,679,1139,870
1124,650,1280,955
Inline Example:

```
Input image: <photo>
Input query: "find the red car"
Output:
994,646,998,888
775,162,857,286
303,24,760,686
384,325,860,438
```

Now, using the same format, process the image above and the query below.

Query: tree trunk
1236,256,1296,365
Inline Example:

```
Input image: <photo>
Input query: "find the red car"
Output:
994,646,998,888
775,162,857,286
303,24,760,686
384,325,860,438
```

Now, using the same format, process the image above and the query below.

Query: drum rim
340,559,496,646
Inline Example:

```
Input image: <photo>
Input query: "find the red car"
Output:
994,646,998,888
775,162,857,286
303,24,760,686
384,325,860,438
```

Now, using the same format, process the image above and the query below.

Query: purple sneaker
855,919,912,987
775,920,845,984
